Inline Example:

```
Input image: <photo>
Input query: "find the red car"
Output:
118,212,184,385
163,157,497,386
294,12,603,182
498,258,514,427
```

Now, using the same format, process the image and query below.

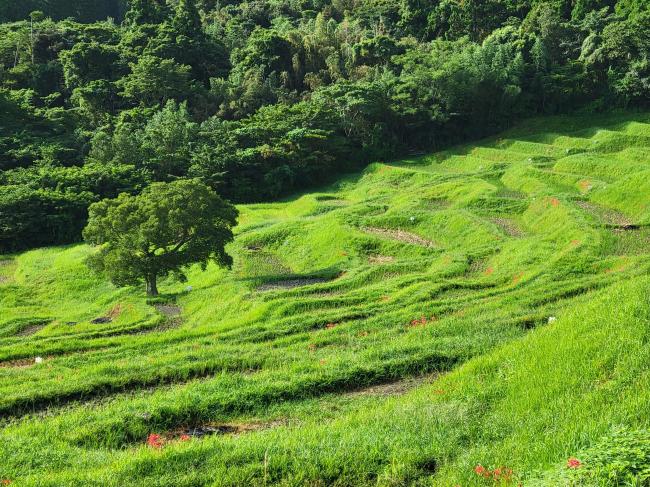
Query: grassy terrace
0,112,649,486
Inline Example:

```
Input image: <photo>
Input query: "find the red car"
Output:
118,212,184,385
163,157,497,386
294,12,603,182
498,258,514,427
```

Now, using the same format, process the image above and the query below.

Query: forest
0,0,648,250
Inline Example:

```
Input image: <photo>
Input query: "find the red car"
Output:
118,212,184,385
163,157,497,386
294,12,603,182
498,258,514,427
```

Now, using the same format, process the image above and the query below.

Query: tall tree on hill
83,179,238,296
147,0,229,84
172,0,202,36
124,0,167,25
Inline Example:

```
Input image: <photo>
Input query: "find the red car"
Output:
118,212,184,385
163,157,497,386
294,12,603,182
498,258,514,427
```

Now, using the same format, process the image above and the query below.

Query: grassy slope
0,112,649,486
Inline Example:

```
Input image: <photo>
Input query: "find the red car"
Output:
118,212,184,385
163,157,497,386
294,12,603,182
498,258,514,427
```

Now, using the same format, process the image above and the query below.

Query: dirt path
368,255,396,264
174,419,287,439
362,227,436,248
154,304,182,317
346,373,439,398
257,278,331,291
490,217,525,237
0,259,13,284
0,358,35,369
576,201,636,228
16,323,47,337
148,304,183,333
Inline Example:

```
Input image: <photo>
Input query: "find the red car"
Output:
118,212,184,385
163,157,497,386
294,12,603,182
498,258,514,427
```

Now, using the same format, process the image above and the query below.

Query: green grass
0,112,649,486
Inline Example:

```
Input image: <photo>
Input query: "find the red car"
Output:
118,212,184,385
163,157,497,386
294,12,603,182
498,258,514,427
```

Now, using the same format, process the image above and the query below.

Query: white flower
186,285,193,292
35,356,44,364
548,316,557,324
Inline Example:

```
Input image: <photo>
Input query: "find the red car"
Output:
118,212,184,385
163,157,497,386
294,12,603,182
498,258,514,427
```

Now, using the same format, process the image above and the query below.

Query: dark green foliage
534,428,650,485
117,55,194,107
191,99,361,200
0,89,83,170
0,163,144,251
0,0,127,23
1,0,649,251
123,0,168,25
83,179,238,295
60,42,125,90
0,185,90,251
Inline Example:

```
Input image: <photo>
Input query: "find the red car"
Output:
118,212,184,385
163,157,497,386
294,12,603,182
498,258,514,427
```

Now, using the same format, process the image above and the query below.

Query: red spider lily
147,433,164,449
567,458,582,469
1,480,11,485
493,467,513,481
475,465,514,482
409,316,426,327
409,315,437,328
474,465,490,478
180,434,191,442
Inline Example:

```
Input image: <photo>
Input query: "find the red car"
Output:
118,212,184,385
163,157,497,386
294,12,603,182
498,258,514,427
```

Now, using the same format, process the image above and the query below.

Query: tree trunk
146,275,159,296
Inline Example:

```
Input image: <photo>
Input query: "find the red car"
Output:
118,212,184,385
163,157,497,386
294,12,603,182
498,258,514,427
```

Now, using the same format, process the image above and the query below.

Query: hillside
2,0,649,252
1,112,649,485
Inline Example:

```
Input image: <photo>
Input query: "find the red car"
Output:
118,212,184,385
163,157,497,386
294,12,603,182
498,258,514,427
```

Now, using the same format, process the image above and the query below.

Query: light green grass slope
0,112,649,486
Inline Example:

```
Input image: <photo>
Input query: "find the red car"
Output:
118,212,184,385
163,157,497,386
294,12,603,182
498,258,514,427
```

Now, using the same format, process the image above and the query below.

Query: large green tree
118,55,194,106
83,179,238,296
123,0,167,25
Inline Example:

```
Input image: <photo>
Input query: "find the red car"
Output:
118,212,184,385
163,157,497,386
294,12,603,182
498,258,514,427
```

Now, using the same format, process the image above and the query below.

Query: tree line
0,0,648,251
0,0,127,23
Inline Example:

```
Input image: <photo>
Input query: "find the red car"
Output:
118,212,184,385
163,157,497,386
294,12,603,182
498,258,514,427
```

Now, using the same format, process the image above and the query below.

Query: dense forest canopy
0,0,128,23
0,0,648,251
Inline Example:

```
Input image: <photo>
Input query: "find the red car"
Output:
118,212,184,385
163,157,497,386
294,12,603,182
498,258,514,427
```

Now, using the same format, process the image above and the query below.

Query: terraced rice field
0,113,649,486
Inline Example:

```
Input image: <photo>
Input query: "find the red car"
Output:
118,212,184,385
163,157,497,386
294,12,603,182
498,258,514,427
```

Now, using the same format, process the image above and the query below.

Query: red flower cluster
567,457,582,469
408,315,437,328
474,465,513,483
147,433,164,449
180,434,191,442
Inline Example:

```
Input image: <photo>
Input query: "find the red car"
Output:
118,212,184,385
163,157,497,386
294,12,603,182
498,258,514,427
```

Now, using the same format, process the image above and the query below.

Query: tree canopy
83,179,238,296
